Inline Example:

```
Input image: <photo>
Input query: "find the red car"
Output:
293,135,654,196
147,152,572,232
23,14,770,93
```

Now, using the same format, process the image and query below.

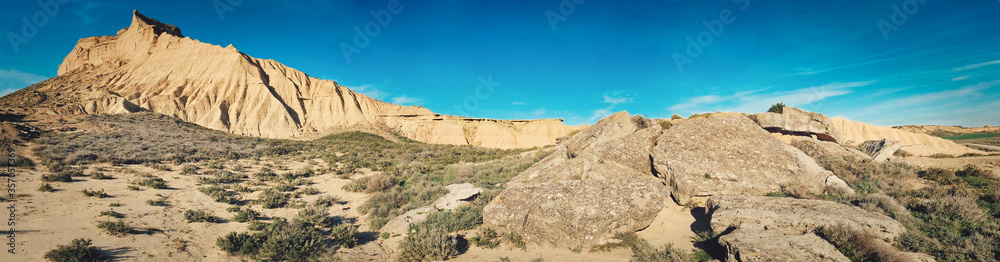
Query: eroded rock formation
0,10,582,149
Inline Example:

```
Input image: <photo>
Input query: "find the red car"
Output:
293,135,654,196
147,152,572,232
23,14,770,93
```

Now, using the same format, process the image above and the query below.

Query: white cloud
0,69,49,96
351,85,389,100
511,102,524,105
586,91,636,123
391,95,423,105
532,107,547,116
953,59,1000,71
667,80,874,115
951,75,971,81
867,79,1000,111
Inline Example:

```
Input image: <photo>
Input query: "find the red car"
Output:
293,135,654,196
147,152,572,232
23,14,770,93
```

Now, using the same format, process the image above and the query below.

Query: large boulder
718,228,850,262
509,124,663,185
562,111,640,157
652,113,838,204
791,136,872,161
707,195,919,262
706,195,905,240
483,174,670,248
860,139,902,162
749,107,844,144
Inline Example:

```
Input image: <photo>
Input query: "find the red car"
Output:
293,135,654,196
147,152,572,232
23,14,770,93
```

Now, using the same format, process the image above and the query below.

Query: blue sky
1,0,998,127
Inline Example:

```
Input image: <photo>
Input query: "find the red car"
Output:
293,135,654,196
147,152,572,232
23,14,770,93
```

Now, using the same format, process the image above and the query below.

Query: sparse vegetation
137,177,168,189
146,198,167,206
41,172,72,182
38,183,54,192
259,189,290,209
44,238,110,262
218,210,357,261
82,189,109,198
231,208,260,223
100,210,124,218
659,121,672,129
97,220,132,236
688,112,713,119
767,102,786,114
470,228,501,249
603,233,694,262
184,210,219,223
397,224,459,262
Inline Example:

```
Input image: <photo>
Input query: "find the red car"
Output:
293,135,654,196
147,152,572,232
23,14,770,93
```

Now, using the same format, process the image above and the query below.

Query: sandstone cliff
0,11,581,149
831,117,983,156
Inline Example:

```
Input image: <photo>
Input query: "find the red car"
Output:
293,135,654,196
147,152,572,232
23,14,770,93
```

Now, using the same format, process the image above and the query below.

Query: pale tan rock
790,136,872,161
483,174,670,248
432,183,483,211
749,107,844,143
707,195,905,240
380,206,436,235
718,228,850,262
2,10,583,149
860,139,903,162
562,111,639,157
832,117,984,156
652,113,835,204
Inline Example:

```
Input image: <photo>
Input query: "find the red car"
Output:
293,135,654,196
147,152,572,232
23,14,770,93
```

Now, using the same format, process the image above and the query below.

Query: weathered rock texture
0,11,583,149
652,113,837,204
483,175,670,248
718,228,850,262
485,111,670,248
749,107,844,144
708,195,910,262
832,117,983,156
707,195,906,240
791,137,872,161
432,183,482,211
860,139,903,162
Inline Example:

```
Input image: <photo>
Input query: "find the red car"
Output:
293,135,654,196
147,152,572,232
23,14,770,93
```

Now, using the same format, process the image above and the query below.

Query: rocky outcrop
483,174,670,248
707,195,924,262
718,228,850,262
860,139,903,162
432,183,482,211
0,10,583,149
832,117,984,156
791,137,872,161
707,195,905,240
749,107,844,144
652,113,837,204
485,111,670,248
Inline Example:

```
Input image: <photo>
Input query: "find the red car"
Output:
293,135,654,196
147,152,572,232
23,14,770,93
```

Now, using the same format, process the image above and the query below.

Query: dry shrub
366,175,393,193
858,193,911,222
816,224,911,262
397,224,458,262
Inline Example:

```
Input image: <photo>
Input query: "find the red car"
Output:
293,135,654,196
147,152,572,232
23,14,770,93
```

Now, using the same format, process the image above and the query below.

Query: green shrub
108,202,123,207
259,189,289,209
506,232,526,250
89,172,114,180
767,102,786,113
181,164,199,175
38,183,54,192
671,114,682,120
41,172,72,182
138,177,168,189
184,210,218,223
273,183,297,192
816,224,907,262
610,233,692,262
97,220,132,236
415,206,482,232
688,113,713,119
146,199,167,206
929,153,954,158
44,238,109,262
200,170,245,184
217,232,261,257
199,186,235,204
659,121,672,129
257,224,326,262
397,224,458,262
100,210,124,218
82,189,109,198
330,223,359,248
343,175,393,193
314,195,343,207
469,228,501,249
232,208,260,223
